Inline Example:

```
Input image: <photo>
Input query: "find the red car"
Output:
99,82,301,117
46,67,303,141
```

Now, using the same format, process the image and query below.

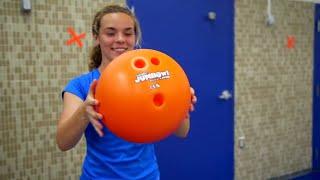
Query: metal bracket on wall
208,11,216,21
20,0,31,12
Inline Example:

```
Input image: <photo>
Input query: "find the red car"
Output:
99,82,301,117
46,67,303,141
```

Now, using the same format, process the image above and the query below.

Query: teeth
113,48,126,52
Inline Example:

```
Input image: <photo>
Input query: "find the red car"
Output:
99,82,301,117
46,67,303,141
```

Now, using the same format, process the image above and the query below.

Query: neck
98,57,111,73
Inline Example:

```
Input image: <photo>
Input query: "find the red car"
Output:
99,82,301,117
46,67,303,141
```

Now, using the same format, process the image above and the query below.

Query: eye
125,32,134,37
106,32,115,36
124,29,135,36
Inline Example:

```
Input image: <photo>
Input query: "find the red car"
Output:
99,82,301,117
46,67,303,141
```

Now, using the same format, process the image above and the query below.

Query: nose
115,33,125,43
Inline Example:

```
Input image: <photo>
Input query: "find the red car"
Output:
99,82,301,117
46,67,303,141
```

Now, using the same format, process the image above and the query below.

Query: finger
86,106,103,120
190,87,195,95
87,80,100,107
89,118,104,137
96,113,103,120
185,113,190,119
190,104,195,112
94,126,104,137
86,106,95,116
192,95,197,104
87,107,103,120
86,98,99,106
91,112,103,120
190,87,197,104
90,118,103,129
88,79,98,98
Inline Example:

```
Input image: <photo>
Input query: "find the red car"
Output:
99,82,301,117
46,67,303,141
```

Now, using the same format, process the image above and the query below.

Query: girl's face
96,13,136,62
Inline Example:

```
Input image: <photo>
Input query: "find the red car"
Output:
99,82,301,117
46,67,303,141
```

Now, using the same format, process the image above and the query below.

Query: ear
93,34,99,46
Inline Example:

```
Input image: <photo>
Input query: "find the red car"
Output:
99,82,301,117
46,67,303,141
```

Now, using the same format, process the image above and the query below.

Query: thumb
88,79,98,98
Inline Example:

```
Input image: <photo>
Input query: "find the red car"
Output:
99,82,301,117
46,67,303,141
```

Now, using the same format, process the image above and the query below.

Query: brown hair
88,4,142,70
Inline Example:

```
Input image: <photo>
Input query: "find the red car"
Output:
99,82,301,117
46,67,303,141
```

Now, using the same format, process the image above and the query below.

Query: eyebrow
103,27,134,31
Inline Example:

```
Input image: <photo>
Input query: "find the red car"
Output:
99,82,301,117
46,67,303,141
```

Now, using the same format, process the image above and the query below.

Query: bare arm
174,116,190,138
56,93,89,151
56,80,104,151
174,87,197,138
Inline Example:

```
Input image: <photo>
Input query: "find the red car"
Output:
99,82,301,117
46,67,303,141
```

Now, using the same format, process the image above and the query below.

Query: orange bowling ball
95,49,191,143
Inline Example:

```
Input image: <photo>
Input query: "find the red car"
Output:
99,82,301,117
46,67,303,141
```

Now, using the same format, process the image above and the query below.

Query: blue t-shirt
63,69,159,180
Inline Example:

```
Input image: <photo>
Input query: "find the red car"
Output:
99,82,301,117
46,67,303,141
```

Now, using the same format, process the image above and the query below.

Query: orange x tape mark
66,27,86,48
287,36,295,49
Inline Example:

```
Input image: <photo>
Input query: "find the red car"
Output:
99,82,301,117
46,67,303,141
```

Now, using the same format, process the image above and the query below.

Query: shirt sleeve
62,77,86,101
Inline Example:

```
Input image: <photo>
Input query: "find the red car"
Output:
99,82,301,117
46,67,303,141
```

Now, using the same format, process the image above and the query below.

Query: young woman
56,4,197,179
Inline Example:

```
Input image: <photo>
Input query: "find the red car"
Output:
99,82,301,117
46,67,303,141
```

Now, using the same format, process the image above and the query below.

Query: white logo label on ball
135,70,170,83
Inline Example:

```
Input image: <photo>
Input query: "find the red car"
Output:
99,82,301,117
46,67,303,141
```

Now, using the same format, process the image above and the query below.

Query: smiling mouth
112,48,127,53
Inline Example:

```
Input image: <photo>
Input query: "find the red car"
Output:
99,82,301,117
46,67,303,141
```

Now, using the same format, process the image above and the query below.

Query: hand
185,87,197,119
190,87,197,112
84,79,104,137
175,87,197,137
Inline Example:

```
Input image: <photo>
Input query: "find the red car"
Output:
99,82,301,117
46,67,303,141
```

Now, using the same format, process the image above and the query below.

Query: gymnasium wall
0,0,125,179
0,0,315,179
235,0,314,179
